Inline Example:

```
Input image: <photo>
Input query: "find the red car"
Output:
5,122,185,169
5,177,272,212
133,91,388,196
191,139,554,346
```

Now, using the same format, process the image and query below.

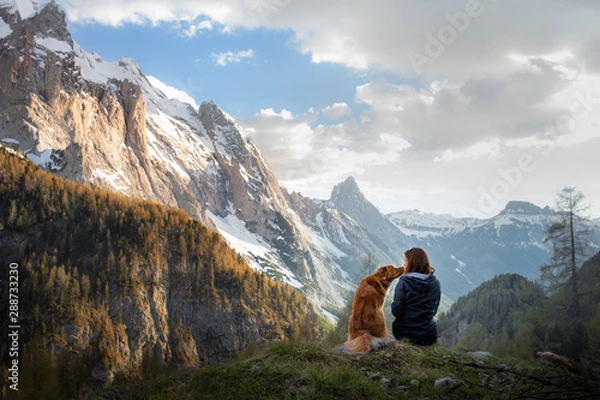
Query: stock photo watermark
407,0,486,75
252,0,291,19
461,87,600,217
6,262,21,392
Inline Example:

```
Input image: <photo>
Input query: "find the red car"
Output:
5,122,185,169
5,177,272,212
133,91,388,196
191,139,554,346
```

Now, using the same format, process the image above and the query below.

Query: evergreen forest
438,254,600,361
0,146,324,398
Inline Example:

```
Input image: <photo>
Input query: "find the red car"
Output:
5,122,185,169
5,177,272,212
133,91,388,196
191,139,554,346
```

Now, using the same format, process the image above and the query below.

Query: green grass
88,341,596,400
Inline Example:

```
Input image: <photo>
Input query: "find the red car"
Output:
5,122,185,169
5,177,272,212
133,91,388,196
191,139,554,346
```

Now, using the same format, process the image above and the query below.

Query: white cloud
282,1,600,79
259,108,294,120
321,102,352,120
239,54,600,216
182,20,213,37
56,0,291,30
353,50,595,153
210,49,255,67
292,27,369,70
434,139,501,162
240,106,410,199
57,0,600,78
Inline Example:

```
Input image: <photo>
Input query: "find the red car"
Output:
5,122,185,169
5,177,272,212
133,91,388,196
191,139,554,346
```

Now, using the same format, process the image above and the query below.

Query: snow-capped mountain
0,0,350,309
388,209,481,238
287,178,413,287
328,177,416,256
388,201,600,300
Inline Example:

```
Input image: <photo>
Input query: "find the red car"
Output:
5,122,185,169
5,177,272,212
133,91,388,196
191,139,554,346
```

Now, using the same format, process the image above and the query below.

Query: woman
391,247,441,346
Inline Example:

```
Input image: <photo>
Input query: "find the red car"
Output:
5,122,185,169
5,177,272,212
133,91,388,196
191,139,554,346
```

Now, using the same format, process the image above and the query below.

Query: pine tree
541,187,595,320
359,253,378,283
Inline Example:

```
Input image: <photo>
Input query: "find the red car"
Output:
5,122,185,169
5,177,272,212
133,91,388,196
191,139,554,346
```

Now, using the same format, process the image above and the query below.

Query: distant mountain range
1,0,599,314
388,201,600,300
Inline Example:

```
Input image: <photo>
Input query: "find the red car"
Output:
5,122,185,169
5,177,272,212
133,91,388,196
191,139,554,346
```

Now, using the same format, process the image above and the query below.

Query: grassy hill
88,340,597,399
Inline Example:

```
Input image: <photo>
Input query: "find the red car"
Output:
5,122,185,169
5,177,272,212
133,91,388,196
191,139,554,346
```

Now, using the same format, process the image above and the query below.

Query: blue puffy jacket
391,272,441,345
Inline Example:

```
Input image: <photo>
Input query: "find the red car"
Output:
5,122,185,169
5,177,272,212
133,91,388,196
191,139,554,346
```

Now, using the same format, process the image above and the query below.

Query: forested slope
438,260,600,360
0,146,323,397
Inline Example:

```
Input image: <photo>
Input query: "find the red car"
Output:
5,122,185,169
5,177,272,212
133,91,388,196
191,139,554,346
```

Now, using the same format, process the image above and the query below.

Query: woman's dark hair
404,247,435,275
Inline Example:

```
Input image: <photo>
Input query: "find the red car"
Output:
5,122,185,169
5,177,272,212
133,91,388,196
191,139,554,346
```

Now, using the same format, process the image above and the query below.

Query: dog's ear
384,265,404,281
376,265,398,281
374,265,391,278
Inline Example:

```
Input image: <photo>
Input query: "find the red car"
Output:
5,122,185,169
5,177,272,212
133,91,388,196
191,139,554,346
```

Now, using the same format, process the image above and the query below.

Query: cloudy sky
55,0,600,218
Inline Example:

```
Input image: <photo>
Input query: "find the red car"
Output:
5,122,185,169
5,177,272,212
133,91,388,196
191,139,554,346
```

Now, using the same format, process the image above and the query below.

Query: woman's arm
432,279,441,315
391,279,406,318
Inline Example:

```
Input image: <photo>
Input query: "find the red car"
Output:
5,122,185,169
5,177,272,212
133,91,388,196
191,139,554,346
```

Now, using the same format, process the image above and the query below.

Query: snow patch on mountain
388,209,482,238
92,169,131,192
1,138,19,145
26,148,60,171
389,201,557,240
492,213,550,231
145,112,206,181
75,51,142,87
0,15,11,38
147,75,198,110
73,48,200,121
206,209,303,289
1,0,40,20
451,255,472,284
35,35,71,53
306,226,347,259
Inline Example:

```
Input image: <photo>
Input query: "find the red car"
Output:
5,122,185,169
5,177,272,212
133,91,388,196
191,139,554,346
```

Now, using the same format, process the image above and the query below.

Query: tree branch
448,359,573,389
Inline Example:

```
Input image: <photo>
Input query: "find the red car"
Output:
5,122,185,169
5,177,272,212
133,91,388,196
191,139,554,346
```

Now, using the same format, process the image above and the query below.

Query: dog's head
373,265,404,288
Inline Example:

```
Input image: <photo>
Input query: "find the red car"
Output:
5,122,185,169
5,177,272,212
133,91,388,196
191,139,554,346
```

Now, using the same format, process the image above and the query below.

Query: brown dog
345,265,405,353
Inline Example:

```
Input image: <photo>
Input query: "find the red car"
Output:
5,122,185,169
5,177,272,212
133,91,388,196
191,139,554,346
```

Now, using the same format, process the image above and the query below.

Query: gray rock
370,337,396,351
434,377,459,390
467,351,494,360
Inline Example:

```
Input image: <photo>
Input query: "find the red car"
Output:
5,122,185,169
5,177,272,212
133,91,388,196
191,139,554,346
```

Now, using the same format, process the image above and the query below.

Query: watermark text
7,263,20,392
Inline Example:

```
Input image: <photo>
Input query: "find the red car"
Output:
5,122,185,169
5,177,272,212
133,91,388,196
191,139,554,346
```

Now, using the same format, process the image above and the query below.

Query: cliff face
0,1,349,307
0,2,155,201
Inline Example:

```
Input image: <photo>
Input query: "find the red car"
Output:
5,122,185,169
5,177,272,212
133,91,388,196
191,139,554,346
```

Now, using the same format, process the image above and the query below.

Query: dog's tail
344,332,372,353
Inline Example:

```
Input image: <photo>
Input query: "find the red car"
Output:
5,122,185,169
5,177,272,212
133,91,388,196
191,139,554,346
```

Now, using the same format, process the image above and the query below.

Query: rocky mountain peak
198,101,238,133
329,176,364,208
198,100,254,165
499,201,552,216
199,100,221,115
329,176,383,225
31,1,69,41
1,0,70,43
1,0,41,22
0,0,431,315
327,176,412,264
